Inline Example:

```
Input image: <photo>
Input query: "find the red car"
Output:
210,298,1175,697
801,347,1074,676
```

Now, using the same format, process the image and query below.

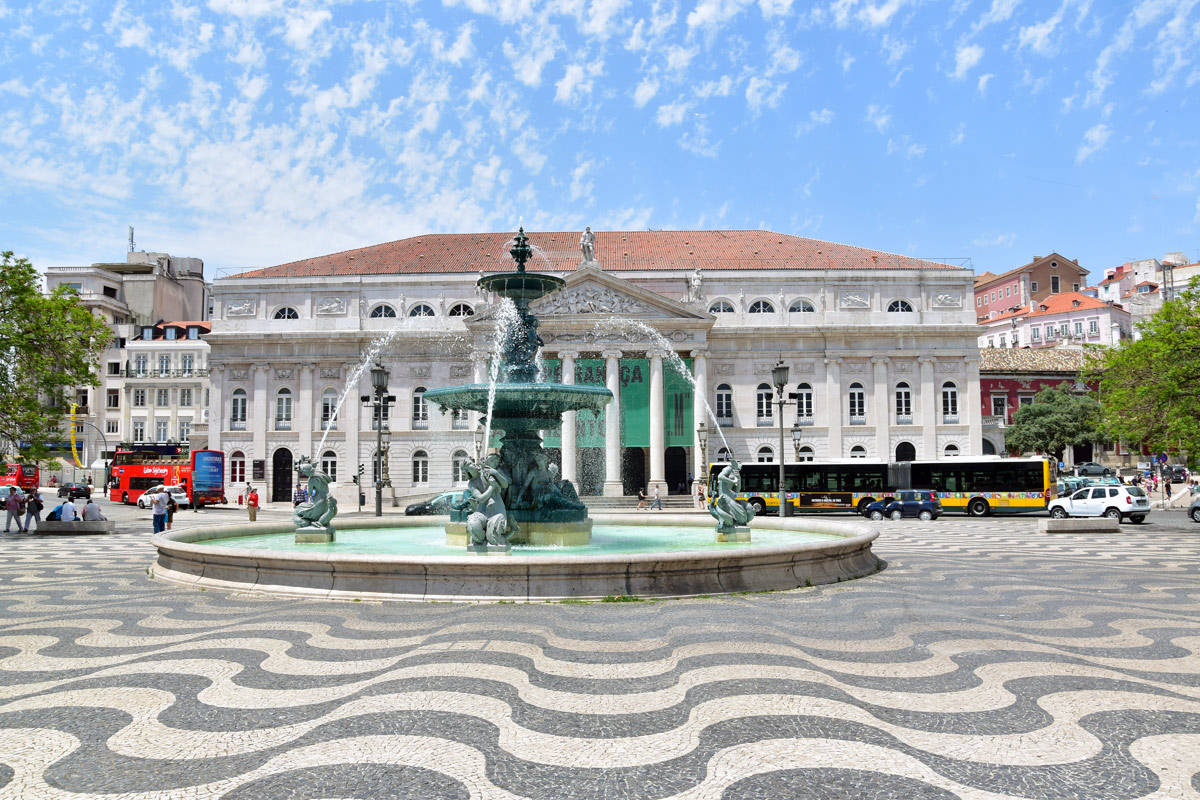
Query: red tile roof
984,291,1118,323
227,230,961,279
161,320,211,331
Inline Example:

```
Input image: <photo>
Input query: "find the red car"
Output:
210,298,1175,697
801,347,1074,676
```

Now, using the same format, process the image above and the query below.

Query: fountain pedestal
295,530,335,543
716,527,751,543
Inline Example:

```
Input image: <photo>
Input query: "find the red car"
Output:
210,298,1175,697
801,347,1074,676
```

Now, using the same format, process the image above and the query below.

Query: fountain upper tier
425,381,611,427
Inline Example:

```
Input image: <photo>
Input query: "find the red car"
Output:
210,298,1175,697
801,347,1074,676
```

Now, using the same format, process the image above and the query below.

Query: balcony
121,368,209,378
716,415,733,427
849,416,866,425
756,416,774,427
982,414,1007,428
896,414,913,425
230,420,247,431
942,415,960,425
795,416,815,427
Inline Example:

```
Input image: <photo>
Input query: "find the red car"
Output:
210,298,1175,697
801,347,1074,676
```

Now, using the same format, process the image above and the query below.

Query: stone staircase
581,495,700,511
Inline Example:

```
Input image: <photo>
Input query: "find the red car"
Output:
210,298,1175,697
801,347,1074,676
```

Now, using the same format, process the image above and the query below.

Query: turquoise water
199,524,839,557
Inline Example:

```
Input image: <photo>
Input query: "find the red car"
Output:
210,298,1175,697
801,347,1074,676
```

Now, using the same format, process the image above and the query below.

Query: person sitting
81,499,106,521
59,497,78,522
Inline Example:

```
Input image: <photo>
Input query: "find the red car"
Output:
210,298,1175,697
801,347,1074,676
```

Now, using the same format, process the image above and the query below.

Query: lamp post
473,423,485,461
360,362,393,517
772,360,790,518
696,420,709,495
791,421,803,462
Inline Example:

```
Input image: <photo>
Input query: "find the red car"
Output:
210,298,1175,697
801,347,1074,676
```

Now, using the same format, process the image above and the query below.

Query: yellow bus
707,457,1055,517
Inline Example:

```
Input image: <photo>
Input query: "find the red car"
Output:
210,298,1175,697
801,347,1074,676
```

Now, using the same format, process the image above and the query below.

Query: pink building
977,292,1130,349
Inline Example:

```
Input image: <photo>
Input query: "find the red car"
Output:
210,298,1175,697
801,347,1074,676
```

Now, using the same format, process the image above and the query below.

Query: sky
1,0,1197,283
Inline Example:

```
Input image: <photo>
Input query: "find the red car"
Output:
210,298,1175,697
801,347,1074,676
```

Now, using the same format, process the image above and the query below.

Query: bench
33,520,117,535
1038,518,1121,534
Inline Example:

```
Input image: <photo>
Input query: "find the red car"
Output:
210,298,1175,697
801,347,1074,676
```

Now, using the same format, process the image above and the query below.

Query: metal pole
778,392,786,517
374,397,383,517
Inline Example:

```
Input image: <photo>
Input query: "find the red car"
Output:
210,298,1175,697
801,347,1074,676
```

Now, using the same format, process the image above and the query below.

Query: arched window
408,303,435,317
412,387,428,428
941,381,959,422
982,439,996,455
788,299,816,313
230,389,247,429
895,442,916,461
708,300,735,313
797,445,814,462
887,299,914,312
275,388,293,430
412,449,429,483
369,304,397,318
274,307,299,320
756,445,774,463
321,388,338,430
715,384,733,421
716,446,732,462
944,443,960,457
448,303,474,317
850,445,867,459
320,450,338,482
848,382,866,421
795,383,813,423
895,381,912,421
452,450,469,483
756,383,773,424
229,451,246,484
748,300,775,314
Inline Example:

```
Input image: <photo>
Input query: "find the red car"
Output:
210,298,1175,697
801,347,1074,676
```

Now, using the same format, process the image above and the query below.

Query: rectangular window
1005,286,1010,297
976,297,981,307
715,389,732,419
321,393,337,429
895,387,911,418
187,327,199,339
181,354,194,375
1045,326,1055,339
1060,323,1069,336
796,387,813,421
1031,327,1041,341
848,388,865,419
1051,276,1060,293
999,334,1007,347
141,326,154,340
1031,281,1038,292
155,419,169,441
158,354,170,376
991,395,1007,417
179,388,192,407
276,393,293,430
107,362,121,376
133,389,146,407
105,419,119,434
132,420,145,442
1089,319,1098,334
178,420,191,440
106,389,119,409
134,355,147,376
164,327,177,340
1074,321,1083,336
103,285,118,298
1073,283,1080,292
155,388,169,406
1018,394,1034,406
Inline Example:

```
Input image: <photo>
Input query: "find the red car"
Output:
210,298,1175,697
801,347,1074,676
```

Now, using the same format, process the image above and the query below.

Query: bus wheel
967,498,989,517
122,492,129,504
749,498,766,515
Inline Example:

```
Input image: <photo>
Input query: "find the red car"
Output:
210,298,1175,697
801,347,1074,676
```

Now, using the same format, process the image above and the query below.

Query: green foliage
1005,386,1105,458
1090,284,1200,458
0,251,110,462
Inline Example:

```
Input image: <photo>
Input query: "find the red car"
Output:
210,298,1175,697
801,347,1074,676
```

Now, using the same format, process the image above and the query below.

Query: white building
977,292,1130,350
201,230,984,504
121,321,211,448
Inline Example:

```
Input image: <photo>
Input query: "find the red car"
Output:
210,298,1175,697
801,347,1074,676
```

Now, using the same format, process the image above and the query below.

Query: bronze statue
709,459,755,533
294,457,338,532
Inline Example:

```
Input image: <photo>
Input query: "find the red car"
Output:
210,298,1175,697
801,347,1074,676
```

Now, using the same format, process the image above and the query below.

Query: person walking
635,488,647,511
23,489,43,531
652,484,663,511
246,486,260,522
695,483,706,510
165,494,178,530
4,490,25,533
150,487,169,534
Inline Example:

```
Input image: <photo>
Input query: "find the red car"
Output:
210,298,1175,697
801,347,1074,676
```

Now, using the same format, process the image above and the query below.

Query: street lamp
772,360,790,518
473,423,485,461
696,420,709,493
361,362,393,517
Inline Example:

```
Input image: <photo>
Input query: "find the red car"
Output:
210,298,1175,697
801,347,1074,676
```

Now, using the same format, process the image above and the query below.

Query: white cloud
865,103,891,132
569,158,595,201
633,76,659,107
554,64,590,104
802,168,820,197
1075,122,1111,163
282,8,330,50
581,0,630,38
1018,7,1063,55
695,75,733,98
686,0,754,30
796,107,834,134
766,31,803,74
977,72,994,94
880,34,907,65
973,0,1020,31
950,122,966,145
953,43,983,78
972,233,1016,247
655,100,690,126
857,0,906,28
745,77,785,112
759,0,794,15
664,44,697,71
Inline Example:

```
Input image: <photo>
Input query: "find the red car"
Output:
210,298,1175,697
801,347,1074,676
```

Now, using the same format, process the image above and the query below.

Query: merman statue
294,457,338,532
709,459,755,533
452,455,514,547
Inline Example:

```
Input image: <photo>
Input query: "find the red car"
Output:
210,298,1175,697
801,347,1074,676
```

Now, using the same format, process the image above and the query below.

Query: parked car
1190,495,1200,523
136,484,189,509
862,490,942,521
57,482,91,500
1074,462,1112,477
1165,465,1189,482
1048,485,1150,523
404,491,459,516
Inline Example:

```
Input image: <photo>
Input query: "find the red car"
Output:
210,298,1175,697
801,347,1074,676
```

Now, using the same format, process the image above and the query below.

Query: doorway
664,446,687,493
895,442,916,462
621,447,645,495
271,448,293,503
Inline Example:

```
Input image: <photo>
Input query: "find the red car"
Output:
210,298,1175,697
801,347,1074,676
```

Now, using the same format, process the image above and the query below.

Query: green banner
541,358,606,448
664,357,694,447
620,358,650,447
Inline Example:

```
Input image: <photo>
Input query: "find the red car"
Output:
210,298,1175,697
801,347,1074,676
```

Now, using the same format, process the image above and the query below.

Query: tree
0,252,110,463
1005,386,1105,459
1090,284,1200,460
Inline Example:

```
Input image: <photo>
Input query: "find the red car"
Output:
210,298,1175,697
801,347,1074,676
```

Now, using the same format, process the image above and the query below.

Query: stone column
560,350,578,484
872,357,890,460
602,349,623,496
252,364,268,462
825,358,842,458
208,365,224,456
965,356,982,456
919,356,936,458
297,363,314,462
648,349,666,494
690,349,708,491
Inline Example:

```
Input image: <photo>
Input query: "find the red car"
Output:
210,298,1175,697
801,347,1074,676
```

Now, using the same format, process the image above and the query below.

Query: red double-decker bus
108,444,226,506
0,464,40,490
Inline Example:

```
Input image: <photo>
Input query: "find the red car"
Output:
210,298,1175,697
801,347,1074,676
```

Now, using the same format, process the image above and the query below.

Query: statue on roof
580,227,596,264
687,269,703,304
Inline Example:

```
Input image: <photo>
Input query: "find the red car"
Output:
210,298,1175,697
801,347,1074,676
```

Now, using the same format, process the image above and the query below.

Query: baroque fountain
149,228,882,601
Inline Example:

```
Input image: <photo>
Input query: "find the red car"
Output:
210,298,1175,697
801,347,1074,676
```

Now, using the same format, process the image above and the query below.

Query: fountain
424,228,612,548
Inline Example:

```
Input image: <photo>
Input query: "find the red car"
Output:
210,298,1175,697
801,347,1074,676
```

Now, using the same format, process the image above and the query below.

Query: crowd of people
2,487,107,533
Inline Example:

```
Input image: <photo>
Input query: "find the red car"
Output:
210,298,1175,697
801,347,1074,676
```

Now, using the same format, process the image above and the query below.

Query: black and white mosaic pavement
1,518,1198,799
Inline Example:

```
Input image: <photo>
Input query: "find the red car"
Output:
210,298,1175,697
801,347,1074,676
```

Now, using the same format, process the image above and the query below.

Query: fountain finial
509,227,532,273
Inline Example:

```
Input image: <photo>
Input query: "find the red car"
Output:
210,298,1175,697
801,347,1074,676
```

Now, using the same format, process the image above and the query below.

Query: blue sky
1,0,1197,282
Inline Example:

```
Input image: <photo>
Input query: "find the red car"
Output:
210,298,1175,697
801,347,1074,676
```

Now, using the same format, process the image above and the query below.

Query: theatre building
201,230,982,504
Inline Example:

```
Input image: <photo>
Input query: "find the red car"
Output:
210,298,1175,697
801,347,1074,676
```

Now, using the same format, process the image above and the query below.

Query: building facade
202,230,984,504
974,253,1089,322
977,292,1130,349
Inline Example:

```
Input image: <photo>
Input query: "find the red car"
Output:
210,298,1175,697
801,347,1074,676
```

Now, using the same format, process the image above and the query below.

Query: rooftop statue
580,226,596,263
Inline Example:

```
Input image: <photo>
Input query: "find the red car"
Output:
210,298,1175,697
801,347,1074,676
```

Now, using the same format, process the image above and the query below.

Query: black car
1165,465,1189,482
57,482,91,500
404,491,459,516
1074,462,1111,477
862,490,942,521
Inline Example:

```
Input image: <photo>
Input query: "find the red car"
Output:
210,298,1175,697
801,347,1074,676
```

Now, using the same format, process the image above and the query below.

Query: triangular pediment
533,267,710,320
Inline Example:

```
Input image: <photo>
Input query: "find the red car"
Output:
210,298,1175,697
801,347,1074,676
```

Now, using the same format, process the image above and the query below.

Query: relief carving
316,297,347,315
932,292,963,308
410,366,431,378
230,368,249,380
538,285,649,315
937,361,959,373
225,299,256,317
715,364,735,376
275,368,294,379
838,292,870,309
893,362,913,373
844,361,868,374
319,367,341,379
450,364,472,378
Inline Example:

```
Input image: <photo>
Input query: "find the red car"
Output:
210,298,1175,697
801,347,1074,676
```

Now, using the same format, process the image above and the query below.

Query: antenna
128,226,135,253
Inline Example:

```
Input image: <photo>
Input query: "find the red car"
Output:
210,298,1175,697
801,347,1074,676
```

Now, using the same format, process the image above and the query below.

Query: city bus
707,457,1055,517
0,464,40,490
108,444,226,507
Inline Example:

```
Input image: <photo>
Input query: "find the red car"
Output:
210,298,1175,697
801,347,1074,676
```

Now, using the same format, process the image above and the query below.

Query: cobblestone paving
0,518,1198,799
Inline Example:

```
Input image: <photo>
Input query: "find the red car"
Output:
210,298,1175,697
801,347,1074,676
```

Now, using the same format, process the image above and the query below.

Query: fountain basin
425,382,612,419
150,514,881,602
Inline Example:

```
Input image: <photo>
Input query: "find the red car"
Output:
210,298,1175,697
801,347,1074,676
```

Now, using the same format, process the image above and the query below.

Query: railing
795,416,815,427
230,420,246,431
275,420,292,431
982,414,1006,428
849,416,866,425
896,414,913,425
942,414,960,424
121,368,209,378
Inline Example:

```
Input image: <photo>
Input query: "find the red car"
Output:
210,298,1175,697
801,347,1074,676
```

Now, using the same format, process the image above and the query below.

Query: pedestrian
4,490,25,533
165,494,178,530
695,483,707,509
636,487,647,511
652,484,663,511
293,483,307,506
81,498,106,521
150,487,169,534
23,489,43,531
246,486,259,522
1165,478,1173,505
59,496,78,523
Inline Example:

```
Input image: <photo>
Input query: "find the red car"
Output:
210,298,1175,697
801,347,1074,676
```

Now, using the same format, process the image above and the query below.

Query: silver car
1047,484,1150,523
137,484,189,509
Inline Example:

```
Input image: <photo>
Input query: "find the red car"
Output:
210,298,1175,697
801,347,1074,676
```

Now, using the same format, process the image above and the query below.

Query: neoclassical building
201,230,982,503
